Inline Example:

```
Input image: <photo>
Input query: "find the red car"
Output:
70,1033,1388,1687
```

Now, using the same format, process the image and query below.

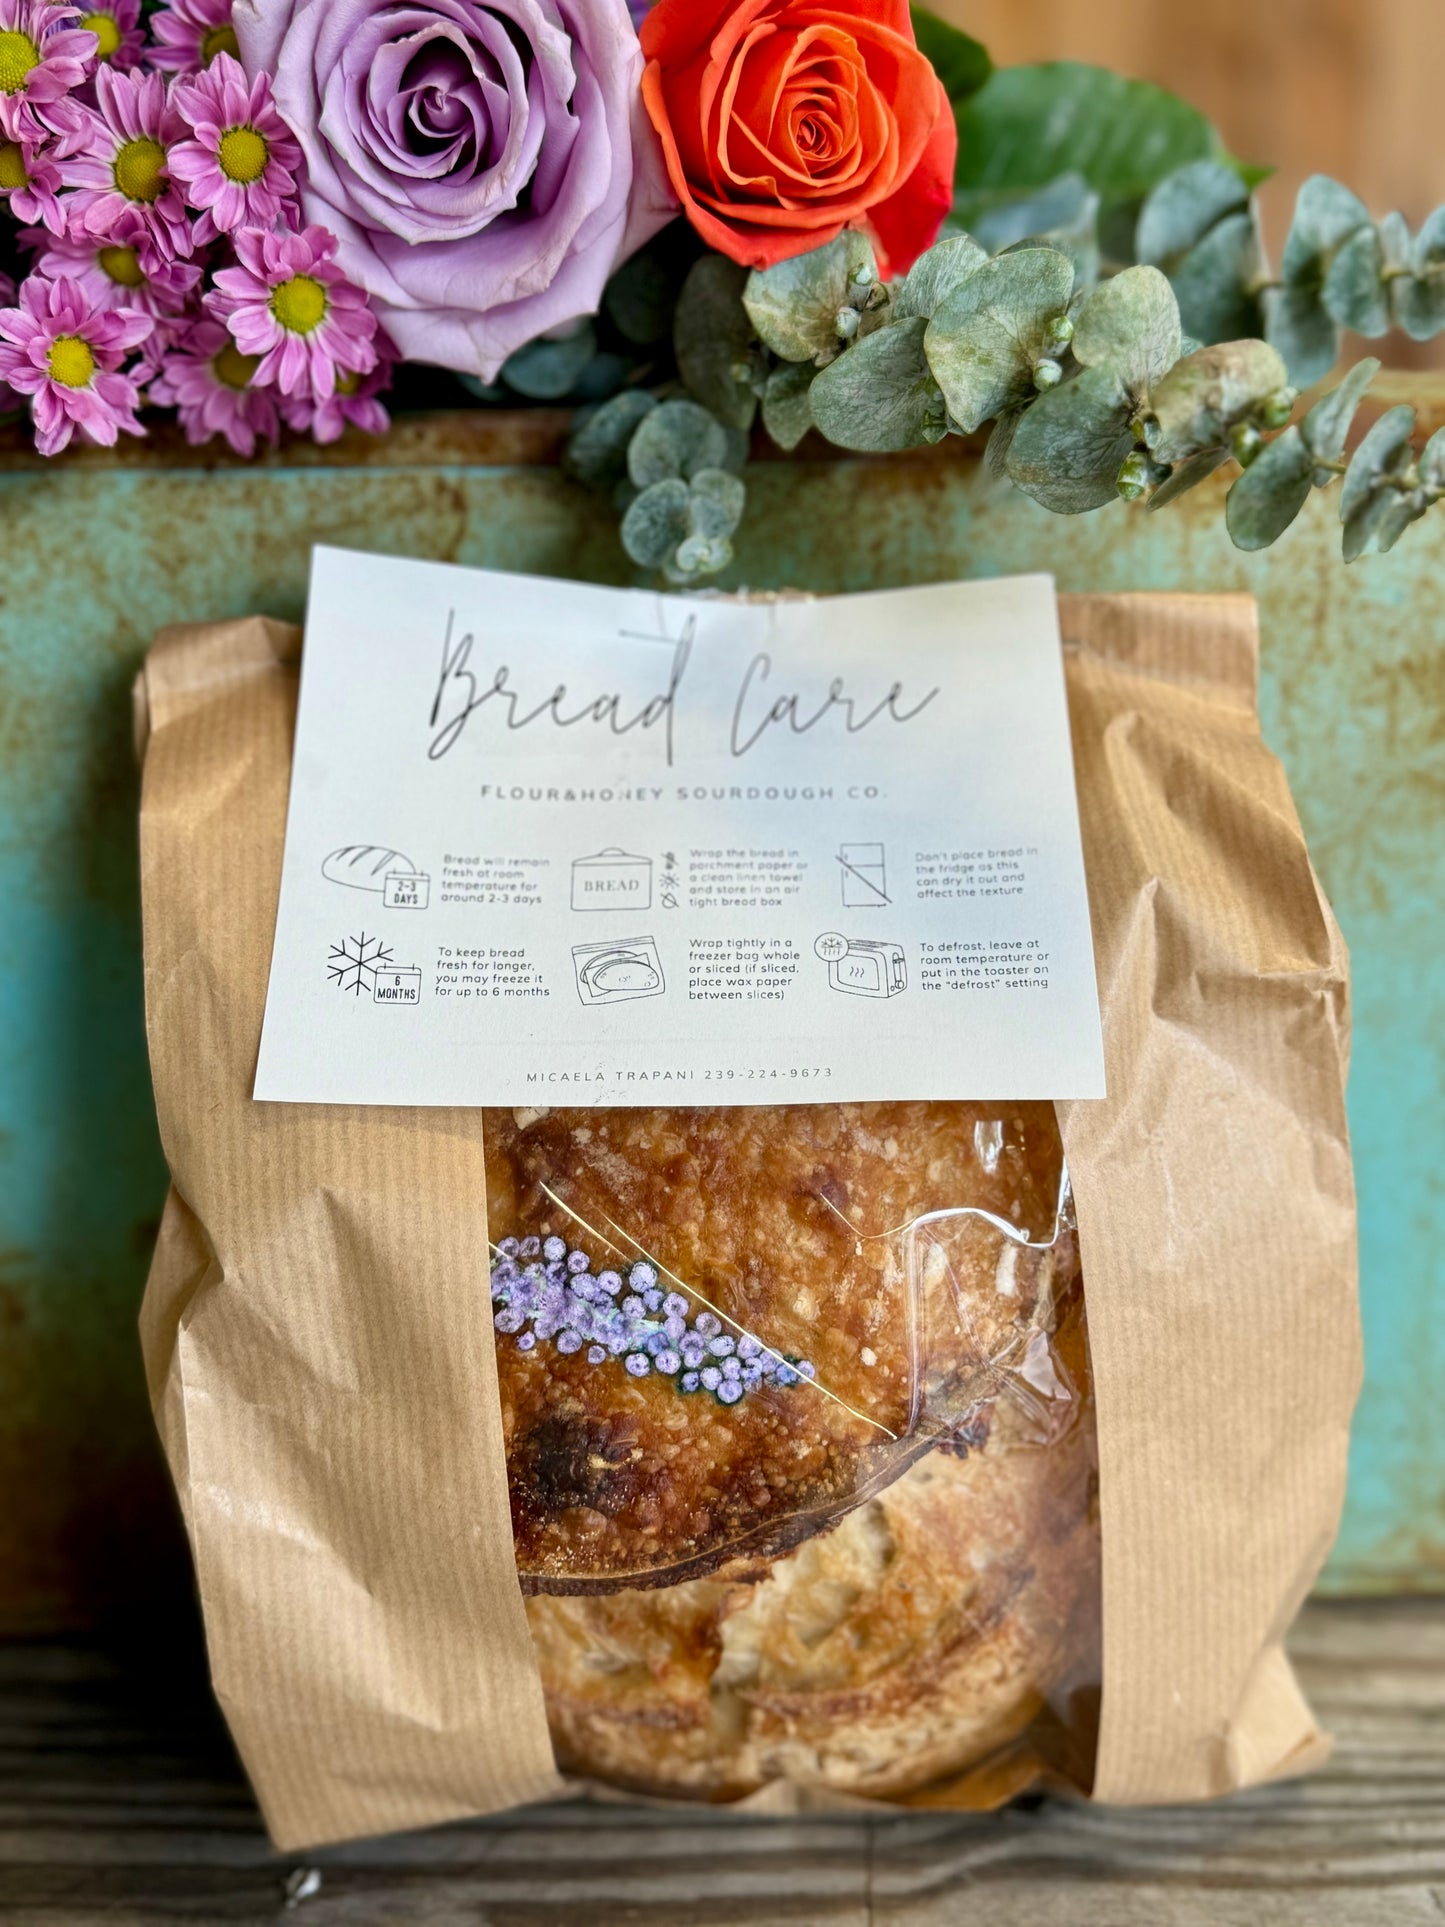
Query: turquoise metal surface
0,430,1438,1626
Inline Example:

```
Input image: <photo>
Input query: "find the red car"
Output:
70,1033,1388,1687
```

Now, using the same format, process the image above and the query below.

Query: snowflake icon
328,932,394,997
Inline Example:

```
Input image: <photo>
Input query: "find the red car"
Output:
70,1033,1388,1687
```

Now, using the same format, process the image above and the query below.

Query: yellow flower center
0,29,40,93
48,335,96,389
98,244,145,287
218,124,268,184
270,272,327,335
200,22,239,64
212,342,260,390
0,139,27,190
80,11,121,58
114,136,166,204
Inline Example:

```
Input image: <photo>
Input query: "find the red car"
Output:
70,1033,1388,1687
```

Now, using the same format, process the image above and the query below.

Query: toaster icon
827,938,907,999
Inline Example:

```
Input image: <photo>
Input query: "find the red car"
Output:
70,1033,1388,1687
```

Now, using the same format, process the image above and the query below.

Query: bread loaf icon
322,844,417,891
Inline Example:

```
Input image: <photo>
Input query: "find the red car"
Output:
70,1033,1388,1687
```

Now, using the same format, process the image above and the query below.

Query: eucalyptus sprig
563,160,1445,583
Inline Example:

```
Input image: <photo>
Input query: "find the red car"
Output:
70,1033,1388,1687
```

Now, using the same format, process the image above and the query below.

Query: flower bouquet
3,0,1442,571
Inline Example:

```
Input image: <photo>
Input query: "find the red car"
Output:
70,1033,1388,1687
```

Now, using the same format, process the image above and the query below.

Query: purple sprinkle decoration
663,1292,688,1318
498,1237,520,1257
543,1235,566,1262
708,1334,736,1358
621,1294,644,1318
695,1312,722,1339
664,1313,687,1345
587,1345,607,1365
598,1270,622,1294
567,1249,590,1273
737,1334,761,1360
717,1380,743,1404
655,1349,680,1374
625,1352,651,1377
519,1235,541,1258
798,1360,817,1379
680,1371,700,1393
700,1365,722,1392
680,1339,706,1370
557,1329,583,1354
629,1262,658,1290
516,1332,536,1352
721,1356,742,1378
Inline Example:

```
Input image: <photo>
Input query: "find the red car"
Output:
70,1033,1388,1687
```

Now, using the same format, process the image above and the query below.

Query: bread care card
254,553,1105,1108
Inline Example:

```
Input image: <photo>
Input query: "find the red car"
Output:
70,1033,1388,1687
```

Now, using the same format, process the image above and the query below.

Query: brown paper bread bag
136,590,1359,1847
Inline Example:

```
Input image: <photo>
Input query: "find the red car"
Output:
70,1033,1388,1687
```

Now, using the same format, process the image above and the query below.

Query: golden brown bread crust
523,1279,1098,1800
484,1101,1075,1593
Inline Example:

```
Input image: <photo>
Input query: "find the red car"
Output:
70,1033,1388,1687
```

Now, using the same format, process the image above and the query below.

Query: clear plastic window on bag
484,1099,1100,1803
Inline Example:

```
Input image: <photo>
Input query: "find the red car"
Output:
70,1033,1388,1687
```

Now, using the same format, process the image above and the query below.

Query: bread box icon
571,848,653,911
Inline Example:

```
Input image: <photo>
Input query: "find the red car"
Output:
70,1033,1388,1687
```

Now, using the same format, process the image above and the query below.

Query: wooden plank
0,1601,1442,1922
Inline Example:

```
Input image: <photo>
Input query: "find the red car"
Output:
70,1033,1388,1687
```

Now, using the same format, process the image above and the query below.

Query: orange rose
639,0,956,276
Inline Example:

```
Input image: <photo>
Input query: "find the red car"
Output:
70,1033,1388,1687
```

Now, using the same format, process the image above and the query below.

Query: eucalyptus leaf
563,389,657,492
1135,159,1249,265
1340,404,1415,522
1281,174,1372,283
894,233,988,321
604,248,677,346
1225,426,1314,549
1420,425,1445,491
1341,482,1415,563
668,534,733,583
984,404,1025,478
1004,365,1135,512
622,477,693,569
501,323,598,400
924,248,1075,430
1146,339,1288,462
954,63,1247,214
1392,213,1445,342
1170,211,1265,345
743,232,876,365
628,399,730,488
761,361,817,450
688,468,746,541
1300,357,1380,464
1146,446,1229,510
1378,210,1413,272
955,172,1097,253
1412,205,1445,272
1372,490,1430,553
674,255,757,429
1071,265,1181,393
1262,283,1340,388
808,317,946,451
1323,224,1390,336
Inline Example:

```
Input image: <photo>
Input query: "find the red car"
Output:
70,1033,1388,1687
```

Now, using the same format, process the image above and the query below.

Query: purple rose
233,0,676,377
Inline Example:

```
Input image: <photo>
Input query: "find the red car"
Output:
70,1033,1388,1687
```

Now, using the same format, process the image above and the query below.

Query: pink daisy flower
207,224,377,401
0,0,97,141
281,351,393,445
29,206,200,313
0,269,19,413
148,313,279,455
72,0,142,73
145,0,236,76
170,53,298,242
0,270,149,453
65,65,192,258
0,115,67,228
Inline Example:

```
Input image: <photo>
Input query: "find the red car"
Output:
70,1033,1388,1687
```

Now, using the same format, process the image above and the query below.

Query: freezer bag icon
573,937,666,1005
572,847,653,910
827,938,907,998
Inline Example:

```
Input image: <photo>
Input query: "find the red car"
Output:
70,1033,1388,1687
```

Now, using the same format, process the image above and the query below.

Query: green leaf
628,399,730,488
1146,339,1289,463
673,255,757,430
1169,211,1265,345
1262,283,1339,388
1392,214,1445,341
1420,425,1445,490
984,403,1025,478
1225,426,1314,549
604,248,677,347
924,247,1075,430
668,533,734,582
688,468,746,541
1146,447,1229,510
894,233,988,321
1135,159,1249,265
500,323,598,400
622,478,693,569
563,390,657,492
1340,404,1415,522
1004,364,1135,512
1071,265,1181,393
1281,174,1371,284
955,172,1097,251
1300,358,1380,465
953,63,1248,214
910,6,992,115
743,232,877,365
809,316,947,451
760,361,817,450
1323,224,1390,337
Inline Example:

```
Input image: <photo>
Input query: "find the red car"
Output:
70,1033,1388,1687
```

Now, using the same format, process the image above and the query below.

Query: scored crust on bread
483,1100,1077,1593
523,1275,1098,1800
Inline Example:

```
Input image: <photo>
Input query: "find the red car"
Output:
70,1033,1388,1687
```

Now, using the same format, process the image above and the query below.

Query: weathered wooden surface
1,1599,1442,1923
